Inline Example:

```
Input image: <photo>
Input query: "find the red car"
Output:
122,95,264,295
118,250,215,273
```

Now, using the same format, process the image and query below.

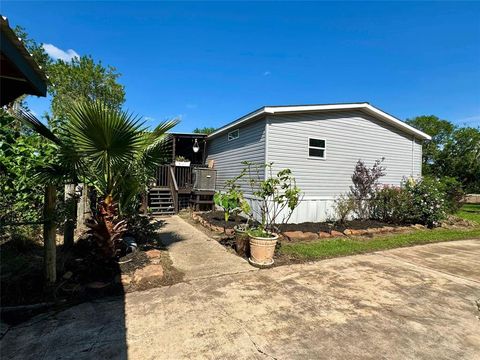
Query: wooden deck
149,164,216,214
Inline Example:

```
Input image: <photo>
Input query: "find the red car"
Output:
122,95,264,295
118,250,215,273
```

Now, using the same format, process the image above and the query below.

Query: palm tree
16,101,178,257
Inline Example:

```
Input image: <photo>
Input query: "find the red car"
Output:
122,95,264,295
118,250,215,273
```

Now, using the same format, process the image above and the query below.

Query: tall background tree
193,126,216,135
48,56,125,124
406,116,480,193
1,24,127,239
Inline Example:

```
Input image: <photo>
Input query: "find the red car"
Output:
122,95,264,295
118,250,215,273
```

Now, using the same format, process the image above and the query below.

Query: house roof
0,15,48,106
208,102,432,141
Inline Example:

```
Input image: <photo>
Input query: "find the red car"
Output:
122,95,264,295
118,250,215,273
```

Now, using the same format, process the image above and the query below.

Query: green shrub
214,173,250,224
242,162,301,234
372,177,452,228
372,185,413,224
404,177,447,228
333,194,355,224
436,176,464,213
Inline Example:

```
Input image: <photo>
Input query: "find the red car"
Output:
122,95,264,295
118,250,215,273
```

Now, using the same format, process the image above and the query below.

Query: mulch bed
280,220,393,233
198,210,247,230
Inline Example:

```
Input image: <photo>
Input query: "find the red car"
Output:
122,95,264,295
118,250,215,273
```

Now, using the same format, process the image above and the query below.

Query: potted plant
213,174,251,256
175,156,191,167
242,162,301,267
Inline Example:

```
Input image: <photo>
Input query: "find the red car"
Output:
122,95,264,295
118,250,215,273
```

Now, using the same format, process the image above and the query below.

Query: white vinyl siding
207,119,266,194
266,110,424,199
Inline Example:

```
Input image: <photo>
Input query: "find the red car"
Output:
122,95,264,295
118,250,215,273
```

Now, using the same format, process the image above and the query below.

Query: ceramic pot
248,233,278,267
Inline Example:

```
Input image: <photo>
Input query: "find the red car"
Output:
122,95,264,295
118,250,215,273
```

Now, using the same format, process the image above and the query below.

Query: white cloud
263,71,271,76
186,104,197,109
42,43,79,62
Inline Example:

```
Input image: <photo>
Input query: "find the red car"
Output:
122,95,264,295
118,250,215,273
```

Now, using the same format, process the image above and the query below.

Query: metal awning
0,15,48,106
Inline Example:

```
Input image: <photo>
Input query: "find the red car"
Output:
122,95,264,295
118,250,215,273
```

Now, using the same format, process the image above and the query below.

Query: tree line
406,115,480,193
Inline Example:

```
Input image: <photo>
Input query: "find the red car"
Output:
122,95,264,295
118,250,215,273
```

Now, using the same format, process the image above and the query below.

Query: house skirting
243,195,337,224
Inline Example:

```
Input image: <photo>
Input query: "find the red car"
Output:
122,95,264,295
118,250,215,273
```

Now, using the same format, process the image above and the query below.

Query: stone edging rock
191,212,234,236
282,224,426,242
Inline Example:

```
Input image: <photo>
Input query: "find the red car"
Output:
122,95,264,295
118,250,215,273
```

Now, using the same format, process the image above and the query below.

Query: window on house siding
228,129,239,141
308,138,326,158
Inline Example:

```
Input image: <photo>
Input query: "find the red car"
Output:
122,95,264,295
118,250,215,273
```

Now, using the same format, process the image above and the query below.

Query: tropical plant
242,162,301,236
15,101,178,257
350,158,386,220
214,172,251,226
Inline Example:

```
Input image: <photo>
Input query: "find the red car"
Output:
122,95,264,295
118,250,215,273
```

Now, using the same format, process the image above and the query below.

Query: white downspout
411,135,415,177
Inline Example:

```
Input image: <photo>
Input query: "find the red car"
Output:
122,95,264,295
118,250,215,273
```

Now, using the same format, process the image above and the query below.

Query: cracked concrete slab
1,239,479,359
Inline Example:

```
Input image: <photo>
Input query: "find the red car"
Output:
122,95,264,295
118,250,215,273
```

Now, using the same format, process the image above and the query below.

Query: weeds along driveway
2,239,479,360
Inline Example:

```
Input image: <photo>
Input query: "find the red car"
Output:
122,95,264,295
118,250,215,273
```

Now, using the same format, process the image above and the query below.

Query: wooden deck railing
168,165,179,213
175,166,193,189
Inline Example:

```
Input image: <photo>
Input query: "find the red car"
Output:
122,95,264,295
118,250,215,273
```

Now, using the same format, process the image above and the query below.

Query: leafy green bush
333,194,355,224
404,177,447,228
214,174,250,224
372,178,449,228
242,162,301,236
0,113,56,226
436,176,464,213
371,185,413,224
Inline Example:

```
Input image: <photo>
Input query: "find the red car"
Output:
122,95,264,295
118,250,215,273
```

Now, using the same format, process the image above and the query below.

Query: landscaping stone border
192,211,475,243
282,225,421,242
191,212,234,236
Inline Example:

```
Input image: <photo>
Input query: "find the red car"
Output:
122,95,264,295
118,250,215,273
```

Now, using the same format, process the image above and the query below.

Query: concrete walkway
157,215,254,281
2,239,479,359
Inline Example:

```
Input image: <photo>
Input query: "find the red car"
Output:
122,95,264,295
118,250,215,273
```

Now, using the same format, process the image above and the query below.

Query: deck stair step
148,188,175,215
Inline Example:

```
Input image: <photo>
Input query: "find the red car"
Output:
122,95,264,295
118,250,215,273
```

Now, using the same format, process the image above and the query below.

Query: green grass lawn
280,204,480,260
456,203,480,224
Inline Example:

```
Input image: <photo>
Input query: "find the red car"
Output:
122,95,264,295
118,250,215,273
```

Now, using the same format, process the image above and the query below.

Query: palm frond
140,119,179,171
67,101,146,170
11,108,61,145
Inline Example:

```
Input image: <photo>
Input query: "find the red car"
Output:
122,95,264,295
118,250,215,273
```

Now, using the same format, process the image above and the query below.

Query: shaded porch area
148,133,216,215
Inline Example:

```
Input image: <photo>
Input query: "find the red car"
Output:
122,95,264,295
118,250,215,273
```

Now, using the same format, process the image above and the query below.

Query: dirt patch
1,222,184,325
198,210,247,230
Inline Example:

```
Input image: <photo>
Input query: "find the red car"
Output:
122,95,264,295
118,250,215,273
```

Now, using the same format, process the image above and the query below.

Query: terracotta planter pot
248,233,279,267
234,225,250,257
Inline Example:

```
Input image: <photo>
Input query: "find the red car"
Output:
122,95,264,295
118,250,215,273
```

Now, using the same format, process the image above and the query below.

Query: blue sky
2,1,480,131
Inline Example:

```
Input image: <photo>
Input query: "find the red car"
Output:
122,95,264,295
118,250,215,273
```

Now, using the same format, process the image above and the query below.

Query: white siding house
206,103,431,223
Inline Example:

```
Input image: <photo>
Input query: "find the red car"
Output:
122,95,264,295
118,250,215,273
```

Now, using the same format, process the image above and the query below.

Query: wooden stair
149,187,175,215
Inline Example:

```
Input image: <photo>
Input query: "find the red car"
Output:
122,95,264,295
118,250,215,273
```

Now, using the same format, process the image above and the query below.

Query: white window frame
228,129,239,141
308,137,326,160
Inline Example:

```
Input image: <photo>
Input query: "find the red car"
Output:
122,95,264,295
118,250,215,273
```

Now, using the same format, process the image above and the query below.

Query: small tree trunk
140,191,148,214
43,185,57,284
63,184,76,249
76,184,92,234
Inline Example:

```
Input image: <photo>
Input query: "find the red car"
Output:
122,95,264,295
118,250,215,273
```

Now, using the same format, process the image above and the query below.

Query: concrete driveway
2,239,479,360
